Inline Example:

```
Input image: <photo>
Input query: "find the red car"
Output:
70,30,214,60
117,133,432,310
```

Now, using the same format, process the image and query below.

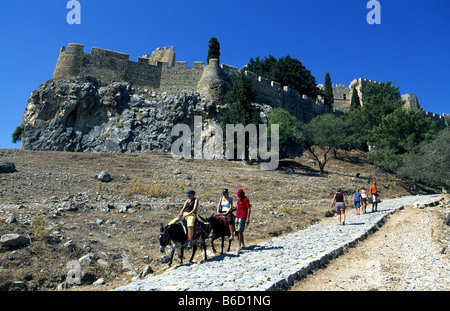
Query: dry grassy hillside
0,148,432,290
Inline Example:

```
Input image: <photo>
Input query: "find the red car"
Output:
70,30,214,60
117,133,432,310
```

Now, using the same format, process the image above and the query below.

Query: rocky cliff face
21,77,240,153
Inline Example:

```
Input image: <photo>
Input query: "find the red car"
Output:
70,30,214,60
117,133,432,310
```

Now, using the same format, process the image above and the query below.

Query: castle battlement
51,43,445,125
53,43,206,91
243,70,331,121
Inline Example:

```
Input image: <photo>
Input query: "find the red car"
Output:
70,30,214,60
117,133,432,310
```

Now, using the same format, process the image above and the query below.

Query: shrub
32,216,48,241
122,179,172,198
12,126,24,143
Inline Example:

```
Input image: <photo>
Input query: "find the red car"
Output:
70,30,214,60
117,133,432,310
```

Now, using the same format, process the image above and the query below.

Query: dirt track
291,202,450,291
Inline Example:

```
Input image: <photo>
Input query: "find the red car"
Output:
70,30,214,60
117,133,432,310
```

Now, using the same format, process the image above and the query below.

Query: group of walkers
169,188,251,251
331,181,380,225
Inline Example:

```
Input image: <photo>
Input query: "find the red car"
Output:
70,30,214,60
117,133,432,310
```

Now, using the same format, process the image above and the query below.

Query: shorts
354,201,361,209
235,218,246,232
183,212,196,227
225,213,235,225
169,212,196,227
335,202,346,212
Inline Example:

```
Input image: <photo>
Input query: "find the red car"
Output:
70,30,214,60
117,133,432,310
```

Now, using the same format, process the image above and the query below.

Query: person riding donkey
211,189,235,241
169,189,199,249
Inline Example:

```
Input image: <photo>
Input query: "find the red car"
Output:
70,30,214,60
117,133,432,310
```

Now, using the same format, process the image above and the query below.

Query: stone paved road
115,194,442,291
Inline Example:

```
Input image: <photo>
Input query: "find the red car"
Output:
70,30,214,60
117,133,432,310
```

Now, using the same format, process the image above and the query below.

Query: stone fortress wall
53,43,447,125
52,43,335,123
53,43,206,93
244,71,334,122
53,44,162,89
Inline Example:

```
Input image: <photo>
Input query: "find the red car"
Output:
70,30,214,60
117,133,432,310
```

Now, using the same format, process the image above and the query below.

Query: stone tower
146,46,176,67
53,43,85,80
401,93,421,109
196,59,230,103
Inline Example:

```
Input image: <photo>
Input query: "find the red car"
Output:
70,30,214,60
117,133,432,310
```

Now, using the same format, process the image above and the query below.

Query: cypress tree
207,37,220,65
350,86,361,110
324,72,334,107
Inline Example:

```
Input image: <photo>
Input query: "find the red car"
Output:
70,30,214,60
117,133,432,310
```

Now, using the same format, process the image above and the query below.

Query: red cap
235,188,244,195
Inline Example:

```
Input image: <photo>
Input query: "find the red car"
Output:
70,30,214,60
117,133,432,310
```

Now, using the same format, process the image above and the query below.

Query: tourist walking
235,188,251,252
213,189,235,241
331,188,349,225
360,187,368,213
370,181,379,212
169,189,199,249
353,189,362,215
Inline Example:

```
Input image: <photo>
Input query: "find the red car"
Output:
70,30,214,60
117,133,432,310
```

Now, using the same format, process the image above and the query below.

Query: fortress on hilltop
53,44,205,94
53,43,448,125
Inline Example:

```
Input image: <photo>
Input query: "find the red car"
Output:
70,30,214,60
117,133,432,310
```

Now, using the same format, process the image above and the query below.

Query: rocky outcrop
21,77,235,153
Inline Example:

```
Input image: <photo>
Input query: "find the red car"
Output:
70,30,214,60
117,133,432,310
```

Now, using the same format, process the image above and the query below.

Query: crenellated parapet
51,44,445,125
424,111,449,127
243,70,334,123
53,43,164,89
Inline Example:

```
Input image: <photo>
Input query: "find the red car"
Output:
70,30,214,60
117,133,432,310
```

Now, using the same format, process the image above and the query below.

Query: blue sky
0,0,449,149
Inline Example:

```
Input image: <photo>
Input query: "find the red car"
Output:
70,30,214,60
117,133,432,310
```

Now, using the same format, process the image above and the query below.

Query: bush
12,126,24,143
122,179,173,198
367,108,437,171
268,108,303,155
32,216,48,241
397,127,450,191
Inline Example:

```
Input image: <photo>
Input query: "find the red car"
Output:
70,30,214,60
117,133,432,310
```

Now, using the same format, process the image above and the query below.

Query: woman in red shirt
235,188,251,252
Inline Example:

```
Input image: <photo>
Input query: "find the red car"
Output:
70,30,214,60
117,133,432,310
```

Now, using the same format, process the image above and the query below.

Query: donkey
159,219,208,267
201,215,233,254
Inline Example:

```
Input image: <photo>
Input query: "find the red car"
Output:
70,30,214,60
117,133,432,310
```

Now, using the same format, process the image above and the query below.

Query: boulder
325,209,336,217
0,161,16,173
97,171,112,182
6,215,17,224
142,265,153,278
61,201,78,211
0,234,30,249
118,204,132,213
79,253,95,266
93,278,105,286
64,240,77,251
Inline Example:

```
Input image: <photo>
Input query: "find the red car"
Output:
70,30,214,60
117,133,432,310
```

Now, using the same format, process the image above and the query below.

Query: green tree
367,108,437,171
221,71,260,160
302,114,350,173
324,72,334,107
247,55,318,98
207,37,220,65
349,86,361,110
221,71,259,126
12,125,24,143
346,81,404,148
268,108,303,155
397,127,450,191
